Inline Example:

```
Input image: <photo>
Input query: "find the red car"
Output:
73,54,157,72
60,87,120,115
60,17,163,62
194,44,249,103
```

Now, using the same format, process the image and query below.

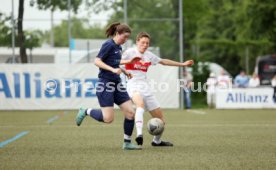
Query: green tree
32,0,82,12
183,0,209,59
91,0,179,60
192,0,274,76
14,0,83,63
43,18,105,47
245,0,276,50
0,13,12,46
0,12,42,54
24,30,42,49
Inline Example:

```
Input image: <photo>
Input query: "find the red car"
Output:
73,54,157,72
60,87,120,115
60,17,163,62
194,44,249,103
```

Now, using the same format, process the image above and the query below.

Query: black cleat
135,135,143,145
151,141,173,147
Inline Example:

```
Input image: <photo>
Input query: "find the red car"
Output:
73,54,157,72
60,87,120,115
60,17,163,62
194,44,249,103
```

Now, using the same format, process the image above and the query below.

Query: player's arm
94,58,122,75
159,59,194,67
120,56,142,65
120,67,132,79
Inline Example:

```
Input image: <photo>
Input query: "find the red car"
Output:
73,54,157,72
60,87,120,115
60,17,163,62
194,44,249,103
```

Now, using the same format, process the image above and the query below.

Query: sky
0,0,113,31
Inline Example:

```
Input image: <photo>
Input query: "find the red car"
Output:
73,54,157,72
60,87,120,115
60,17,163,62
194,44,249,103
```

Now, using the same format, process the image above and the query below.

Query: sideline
0,131,30,148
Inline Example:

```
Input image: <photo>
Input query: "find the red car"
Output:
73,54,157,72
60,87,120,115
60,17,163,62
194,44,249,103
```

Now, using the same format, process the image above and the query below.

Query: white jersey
122,48,161,111
122,48,161,81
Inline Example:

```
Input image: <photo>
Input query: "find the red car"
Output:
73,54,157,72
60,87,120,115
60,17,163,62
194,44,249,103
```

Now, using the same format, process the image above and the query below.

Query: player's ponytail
105,22,131,37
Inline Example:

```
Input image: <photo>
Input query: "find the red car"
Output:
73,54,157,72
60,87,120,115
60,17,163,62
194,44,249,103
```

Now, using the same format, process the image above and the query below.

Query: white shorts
127,80,160,111
142,94,160,111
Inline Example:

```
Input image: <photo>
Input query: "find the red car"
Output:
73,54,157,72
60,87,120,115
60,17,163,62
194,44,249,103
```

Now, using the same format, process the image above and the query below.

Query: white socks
135,107,162,143
135,107,145,137
153,135,162,144
86,108,92,115
124,134,131,142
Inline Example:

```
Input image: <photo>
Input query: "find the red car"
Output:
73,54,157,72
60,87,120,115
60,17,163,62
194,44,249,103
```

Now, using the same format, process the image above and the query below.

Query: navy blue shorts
96,78,130,107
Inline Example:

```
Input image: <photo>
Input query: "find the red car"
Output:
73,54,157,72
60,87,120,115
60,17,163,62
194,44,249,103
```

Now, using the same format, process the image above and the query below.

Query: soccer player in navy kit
75,22,141,150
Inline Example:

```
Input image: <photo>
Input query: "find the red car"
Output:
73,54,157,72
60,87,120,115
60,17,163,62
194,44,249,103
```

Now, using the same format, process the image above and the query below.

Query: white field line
187,109,207,115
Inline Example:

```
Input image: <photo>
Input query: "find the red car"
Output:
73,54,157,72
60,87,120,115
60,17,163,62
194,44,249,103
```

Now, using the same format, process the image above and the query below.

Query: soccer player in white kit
121,32,194,146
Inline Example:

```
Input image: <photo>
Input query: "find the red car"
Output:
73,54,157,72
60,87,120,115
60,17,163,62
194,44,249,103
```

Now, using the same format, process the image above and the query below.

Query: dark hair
136,32,151,41
105,22,131,37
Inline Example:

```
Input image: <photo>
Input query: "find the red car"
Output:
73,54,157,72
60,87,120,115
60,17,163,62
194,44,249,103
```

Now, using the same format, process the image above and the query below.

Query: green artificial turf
1,109,276,170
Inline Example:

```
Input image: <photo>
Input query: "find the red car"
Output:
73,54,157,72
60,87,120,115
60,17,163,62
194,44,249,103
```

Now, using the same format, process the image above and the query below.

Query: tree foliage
96,0,180,60
24,30,43,49
0,12,42,48
192,0,275,76
1,0,275,68
0,13,12,46
43,18,105,47
30,0,82,12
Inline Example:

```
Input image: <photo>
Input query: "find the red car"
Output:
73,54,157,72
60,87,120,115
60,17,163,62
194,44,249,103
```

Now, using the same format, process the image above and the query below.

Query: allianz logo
226,92,269,103
0,72,98,98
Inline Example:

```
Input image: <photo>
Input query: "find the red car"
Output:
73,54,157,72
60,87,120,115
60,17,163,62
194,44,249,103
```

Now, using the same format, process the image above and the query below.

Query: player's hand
112,68,122,75
183,60,194,66
130,56,142,63
125,72,133,79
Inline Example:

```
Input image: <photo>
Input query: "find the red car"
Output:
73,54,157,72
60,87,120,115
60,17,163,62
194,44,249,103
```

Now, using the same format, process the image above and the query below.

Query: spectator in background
234,70,249,88
217,69,231,89
206,72,217,108
183,69,193,109
271,74,276,102
248,72,260,87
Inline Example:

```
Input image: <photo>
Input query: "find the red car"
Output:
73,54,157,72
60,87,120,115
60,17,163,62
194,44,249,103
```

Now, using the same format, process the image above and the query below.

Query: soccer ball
147,118,164,136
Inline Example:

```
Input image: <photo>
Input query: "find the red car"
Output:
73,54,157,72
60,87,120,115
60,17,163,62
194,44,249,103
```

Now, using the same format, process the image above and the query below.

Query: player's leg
207,91,211,108
145,95,173,147
144,95,164,144
88,107,115,122
76,79,115,126
149,107,164,143
76,106,115,125
115,82,141,150
149,108,173,147
131,92,145,145
211,93,216,108
119,100,142,150
119,100,135,143
184,88,192,109
186,88,192,109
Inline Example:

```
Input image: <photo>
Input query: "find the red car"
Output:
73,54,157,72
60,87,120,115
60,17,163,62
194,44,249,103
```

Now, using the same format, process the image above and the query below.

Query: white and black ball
147,118,164,136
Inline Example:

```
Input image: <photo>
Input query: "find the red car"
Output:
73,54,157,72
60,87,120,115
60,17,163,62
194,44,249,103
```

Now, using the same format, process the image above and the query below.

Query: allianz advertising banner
0,64,179,110
216,88,276,109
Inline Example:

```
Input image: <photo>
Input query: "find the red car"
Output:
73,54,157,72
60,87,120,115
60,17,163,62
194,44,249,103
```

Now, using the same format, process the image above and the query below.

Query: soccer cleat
151,141,173,147
122,142,142,150
135,135,143,145
76,107,86,126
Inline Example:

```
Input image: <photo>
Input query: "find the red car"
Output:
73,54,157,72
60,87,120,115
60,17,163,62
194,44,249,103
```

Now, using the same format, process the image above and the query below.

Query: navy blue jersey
97,39,122,82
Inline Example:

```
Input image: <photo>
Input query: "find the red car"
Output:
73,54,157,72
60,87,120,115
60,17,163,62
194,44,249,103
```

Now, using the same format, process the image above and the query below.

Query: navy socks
87,109,103,122
124,118,134,143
